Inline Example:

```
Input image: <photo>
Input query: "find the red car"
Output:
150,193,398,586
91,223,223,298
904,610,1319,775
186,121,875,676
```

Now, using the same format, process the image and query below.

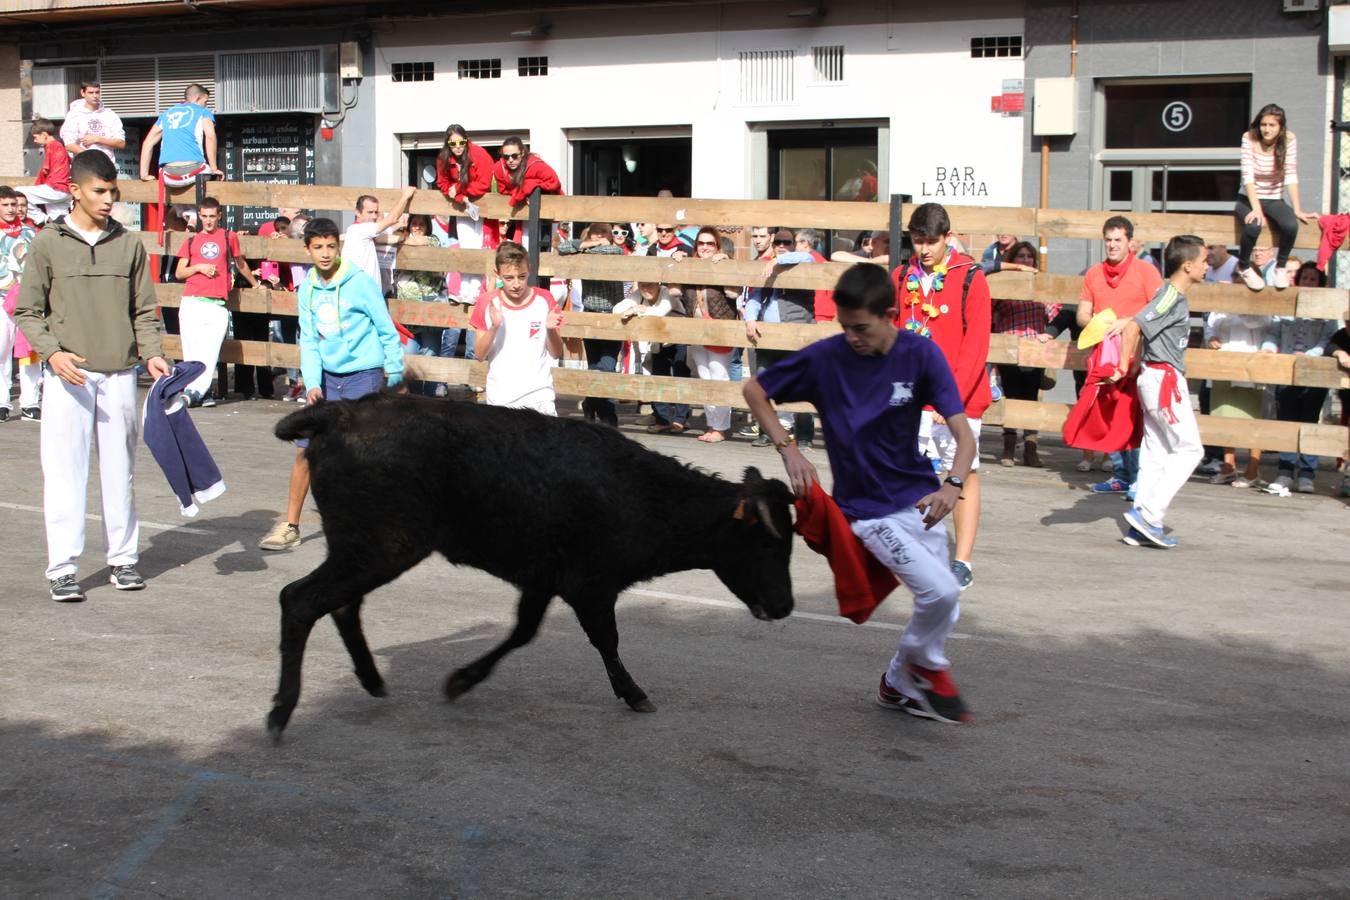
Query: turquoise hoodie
297,257,404,391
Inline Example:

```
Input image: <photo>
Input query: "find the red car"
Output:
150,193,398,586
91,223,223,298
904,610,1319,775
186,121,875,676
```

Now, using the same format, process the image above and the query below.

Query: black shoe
109,565,146,591
736,423,759,437
752,432,773,447
0,408,8,423
50,574,86,602
21,406,39,422
895,664,973,724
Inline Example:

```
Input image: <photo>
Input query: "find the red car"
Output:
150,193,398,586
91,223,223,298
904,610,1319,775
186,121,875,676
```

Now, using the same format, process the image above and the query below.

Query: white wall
368,3,1026,205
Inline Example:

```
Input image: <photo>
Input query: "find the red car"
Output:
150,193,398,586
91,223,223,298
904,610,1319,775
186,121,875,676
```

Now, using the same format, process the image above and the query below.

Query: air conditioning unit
1285,0,1318,12
339,41,362,80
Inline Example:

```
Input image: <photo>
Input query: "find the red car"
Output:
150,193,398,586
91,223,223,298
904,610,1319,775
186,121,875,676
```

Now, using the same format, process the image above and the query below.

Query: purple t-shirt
758,332,964,520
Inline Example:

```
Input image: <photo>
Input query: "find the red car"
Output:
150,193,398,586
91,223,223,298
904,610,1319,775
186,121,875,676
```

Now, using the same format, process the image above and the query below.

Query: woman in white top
1204,310,1270,488
1235,104,1318,291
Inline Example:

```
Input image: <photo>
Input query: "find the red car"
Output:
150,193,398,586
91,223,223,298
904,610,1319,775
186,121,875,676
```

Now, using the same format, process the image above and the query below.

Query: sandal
669,422,685,434
698,430,726,443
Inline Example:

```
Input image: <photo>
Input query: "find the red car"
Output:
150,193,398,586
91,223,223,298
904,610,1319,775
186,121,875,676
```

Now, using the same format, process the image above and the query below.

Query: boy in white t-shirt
470,241,564,414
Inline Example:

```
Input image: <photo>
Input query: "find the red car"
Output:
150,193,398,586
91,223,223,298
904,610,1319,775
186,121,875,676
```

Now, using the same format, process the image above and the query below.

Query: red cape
794,482,899,624
1063,342,1143,452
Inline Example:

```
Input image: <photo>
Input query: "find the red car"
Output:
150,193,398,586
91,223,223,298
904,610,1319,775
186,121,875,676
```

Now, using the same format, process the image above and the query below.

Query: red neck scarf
1101,253,1133,290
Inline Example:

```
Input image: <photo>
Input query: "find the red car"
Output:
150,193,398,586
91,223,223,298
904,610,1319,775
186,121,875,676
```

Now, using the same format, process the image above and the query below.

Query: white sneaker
1265,476,1293,496
1238,267,1266,291
1272,267,1290,290
1074,460,1092,473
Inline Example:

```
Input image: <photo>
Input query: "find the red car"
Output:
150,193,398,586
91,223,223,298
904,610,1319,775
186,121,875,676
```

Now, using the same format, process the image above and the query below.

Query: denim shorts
296,367,384,447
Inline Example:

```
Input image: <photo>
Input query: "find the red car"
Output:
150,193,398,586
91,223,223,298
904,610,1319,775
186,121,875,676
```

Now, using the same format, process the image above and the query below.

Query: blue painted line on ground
87,772,213,900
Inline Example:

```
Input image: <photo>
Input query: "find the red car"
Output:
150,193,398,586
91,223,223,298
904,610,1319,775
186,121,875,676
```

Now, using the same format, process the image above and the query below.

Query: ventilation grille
218,49,321,112
811,45,844,83
739,50,794,105
391,61,434,82
98,56,216,116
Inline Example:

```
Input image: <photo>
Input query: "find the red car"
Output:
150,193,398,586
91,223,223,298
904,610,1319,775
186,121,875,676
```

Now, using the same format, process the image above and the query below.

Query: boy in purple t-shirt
744,264,976,723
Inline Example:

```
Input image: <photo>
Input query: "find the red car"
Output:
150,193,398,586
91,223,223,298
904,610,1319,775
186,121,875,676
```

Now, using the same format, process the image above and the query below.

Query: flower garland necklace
903,254,952,338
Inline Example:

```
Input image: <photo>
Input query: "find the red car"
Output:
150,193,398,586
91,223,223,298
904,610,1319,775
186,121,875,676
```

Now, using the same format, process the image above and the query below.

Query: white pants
456,215,484,305
16,184,72,224
920,411,982,472
1134,366,1204,528
179,296,229,398
852,509,961,688
40,367,140,579
1,314,42,410
689,345,732,432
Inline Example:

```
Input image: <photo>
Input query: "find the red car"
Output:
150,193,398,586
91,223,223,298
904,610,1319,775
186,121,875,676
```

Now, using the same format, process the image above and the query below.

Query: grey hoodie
15,218,163,373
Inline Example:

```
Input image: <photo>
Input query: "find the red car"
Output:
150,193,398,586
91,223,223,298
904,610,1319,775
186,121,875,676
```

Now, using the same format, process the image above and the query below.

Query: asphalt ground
1,390,1348,899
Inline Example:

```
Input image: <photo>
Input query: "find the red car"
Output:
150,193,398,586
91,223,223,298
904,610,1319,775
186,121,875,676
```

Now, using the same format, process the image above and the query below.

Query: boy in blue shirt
744,264,976,723
138,83,219,181
258,218,404,551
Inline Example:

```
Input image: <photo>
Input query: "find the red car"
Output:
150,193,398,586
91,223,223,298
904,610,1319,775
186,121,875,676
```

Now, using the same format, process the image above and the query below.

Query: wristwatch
943,475,965,490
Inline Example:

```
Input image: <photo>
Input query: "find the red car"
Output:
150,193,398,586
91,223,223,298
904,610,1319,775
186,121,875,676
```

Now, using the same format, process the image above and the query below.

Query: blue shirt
155,102,214,166
757,331,964,520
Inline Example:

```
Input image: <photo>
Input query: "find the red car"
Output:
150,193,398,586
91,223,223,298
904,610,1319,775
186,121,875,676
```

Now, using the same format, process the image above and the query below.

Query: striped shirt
1241,132,1298,200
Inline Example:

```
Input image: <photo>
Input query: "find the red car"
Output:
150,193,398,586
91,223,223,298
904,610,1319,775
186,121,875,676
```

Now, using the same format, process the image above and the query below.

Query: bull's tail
274,402,346,443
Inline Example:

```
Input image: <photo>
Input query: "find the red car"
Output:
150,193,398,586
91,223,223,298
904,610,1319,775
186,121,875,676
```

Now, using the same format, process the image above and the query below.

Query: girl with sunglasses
492,136,562,246
435,124,493,304
685,226,738,442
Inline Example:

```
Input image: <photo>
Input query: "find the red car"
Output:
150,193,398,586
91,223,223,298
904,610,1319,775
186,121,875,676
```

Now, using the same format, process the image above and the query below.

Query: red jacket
492,155,562,206
435,141,494,202
794,482,899,624
892,252,992,418
36,140,71,193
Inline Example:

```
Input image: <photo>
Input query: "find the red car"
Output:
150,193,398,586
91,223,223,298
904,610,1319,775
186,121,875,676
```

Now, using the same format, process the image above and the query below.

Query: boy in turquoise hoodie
259,218,404,550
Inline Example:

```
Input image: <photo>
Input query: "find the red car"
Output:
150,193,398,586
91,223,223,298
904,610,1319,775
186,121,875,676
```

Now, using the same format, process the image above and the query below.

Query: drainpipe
1039,0,1078,271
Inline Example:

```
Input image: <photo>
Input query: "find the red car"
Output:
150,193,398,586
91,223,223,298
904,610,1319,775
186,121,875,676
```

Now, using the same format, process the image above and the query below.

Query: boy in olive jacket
15,151,171,602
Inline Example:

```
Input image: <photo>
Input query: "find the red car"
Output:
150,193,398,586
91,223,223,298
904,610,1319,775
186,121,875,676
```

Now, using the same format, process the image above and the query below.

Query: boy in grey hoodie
15,150,171,602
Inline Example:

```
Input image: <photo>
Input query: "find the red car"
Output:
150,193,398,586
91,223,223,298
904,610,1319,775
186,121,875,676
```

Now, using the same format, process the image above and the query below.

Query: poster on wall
219,117,316,233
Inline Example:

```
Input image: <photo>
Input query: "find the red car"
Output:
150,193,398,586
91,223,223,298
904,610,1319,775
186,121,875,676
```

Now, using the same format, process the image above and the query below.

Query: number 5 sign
1162,101,1193,133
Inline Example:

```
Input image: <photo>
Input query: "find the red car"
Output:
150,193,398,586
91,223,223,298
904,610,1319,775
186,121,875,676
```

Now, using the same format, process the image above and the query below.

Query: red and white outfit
18,141,73,225
891,251,992,471
177,228,242,399
470,288,558,415
437,142,495,305
492,154,563,251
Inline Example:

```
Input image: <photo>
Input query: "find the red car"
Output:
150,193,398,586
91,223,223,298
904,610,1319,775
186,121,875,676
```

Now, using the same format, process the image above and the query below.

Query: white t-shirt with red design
469,288,558,412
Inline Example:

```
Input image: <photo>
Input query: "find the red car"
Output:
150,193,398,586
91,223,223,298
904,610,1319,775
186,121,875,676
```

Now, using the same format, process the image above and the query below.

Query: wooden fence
6,176,1349,455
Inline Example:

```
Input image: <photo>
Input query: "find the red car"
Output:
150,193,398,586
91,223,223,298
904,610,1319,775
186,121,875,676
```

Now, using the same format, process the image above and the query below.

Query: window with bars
518,56,549,77
458,58,502,79
970,35,1023,58
811,45,844,83
392,61,434,82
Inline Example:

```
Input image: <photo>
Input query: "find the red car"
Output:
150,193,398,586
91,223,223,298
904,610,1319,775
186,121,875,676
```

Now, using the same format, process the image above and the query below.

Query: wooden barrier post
527,187,543,287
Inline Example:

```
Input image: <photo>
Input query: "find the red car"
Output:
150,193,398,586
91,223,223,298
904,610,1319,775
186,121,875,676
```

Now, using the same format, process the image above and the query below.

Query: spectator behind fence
1,184,41,422
685,226,739,443
18,119,72,225
746,228,819,449
394,214,452,397
1263,264,1340,496
470,241,563,415
175,197,260,407
59,82,126,166
645,283,692,434
492,135,562,247
436,124,494,305
1206,243,1239,285
1324,310,1350,497
345,188,415,295
1235,104,1318,291
233,215,291,401
1076,215,1162,496
992,241,1060,468
1203,307,1269,489
258,217,404,552
559,222,626,426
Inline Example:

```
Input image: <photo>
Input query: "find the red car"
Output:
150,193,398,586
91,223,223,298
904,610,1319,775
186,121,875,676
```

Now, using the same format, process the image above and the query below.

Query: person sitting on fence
890,202,991,592
1107,234,1209,549
1203,305,1272,489
435,125,494,305
1077,215,1163,497
993,241,1059,468
175,197,261,407
18,119,72,225
746,228,820,449
684,226,739,443
258,217,405,552
1235,104,1318,291
1261,264,1340,496
470,241,564,415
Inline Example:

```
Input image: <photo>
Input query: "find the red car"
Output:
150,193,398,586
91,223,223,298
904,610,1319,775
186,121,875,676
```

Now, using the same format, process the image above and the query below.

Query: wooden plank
1301,424,1349,457
1298,287,1350,320
1292,355,1350,389
1035,207,1318,250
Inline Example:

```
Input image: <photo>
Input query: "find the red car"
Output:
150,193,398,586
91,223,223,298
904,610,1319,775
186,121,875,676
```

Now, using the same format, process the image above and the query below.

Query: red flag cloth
393,318,415,346
1317,214,1350,271
1063,339,1143,452
793,482,899,624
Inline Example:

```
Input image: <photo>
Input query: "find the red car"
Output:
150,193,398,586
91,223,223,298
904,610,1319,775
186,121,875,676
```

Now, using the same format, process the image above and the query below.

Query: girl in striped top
1235,103,1317,291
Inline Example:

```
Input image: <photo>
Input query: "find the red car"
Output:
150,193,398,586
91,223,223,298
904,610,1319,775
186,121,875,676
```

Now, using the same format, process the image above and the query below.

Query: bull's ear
742,466,766,487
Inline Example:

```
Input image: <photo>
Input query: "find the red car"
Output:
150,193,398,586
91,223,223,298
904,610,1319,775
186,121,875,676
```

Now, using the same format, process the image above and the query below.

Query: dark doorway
768,127,879,253
573,138,692,197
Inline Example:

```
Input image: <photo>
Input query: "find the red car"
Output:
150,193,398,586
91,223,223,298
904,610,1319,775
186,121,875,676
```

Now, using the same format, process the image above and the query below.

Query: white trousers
178,296,229,398
40,367,140,579
456,216,485,305
1134,366,1204,528
851,509,960,689
689,345,732,432
1,314,42,409
16,184,72,224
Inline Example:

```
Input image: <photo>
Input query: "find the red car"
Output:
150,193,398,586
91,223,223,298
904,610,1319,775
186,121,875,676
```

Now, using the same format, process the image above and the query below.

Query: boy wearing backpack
890,203,991,591
175,196,260,405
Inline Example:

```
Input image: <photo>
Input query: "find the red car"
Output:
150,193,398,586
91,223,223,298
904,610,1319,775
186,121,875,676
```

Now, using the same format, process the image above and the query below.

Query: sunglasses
656,227,675,233
612,228,629,236
501,152,521,160
773,239,793,246
696,240,718,247
446,139,467,147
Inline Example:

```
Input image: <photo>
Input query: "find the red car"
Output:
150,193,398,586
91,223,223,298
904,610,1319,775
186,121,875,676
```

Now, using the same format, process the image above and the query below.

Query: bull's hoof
266,709,289,744
626,697,657,713
443,670,478,701
365,682,388,698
